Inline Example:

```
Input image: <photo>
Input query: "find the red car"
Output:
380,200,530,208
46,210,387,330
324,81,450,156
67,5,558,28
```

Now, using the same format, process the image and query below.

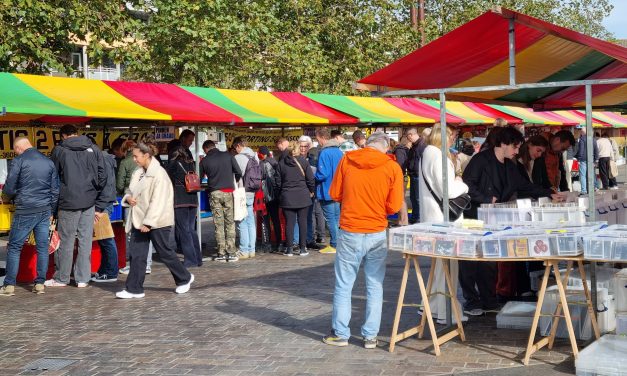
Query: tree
422,0,614,42
0,1,143,75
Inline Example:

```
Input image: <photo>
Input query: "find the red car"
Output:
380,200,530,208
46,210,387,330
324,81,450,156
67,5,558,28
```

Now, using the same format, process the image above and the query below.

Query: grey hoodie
234,147,259,198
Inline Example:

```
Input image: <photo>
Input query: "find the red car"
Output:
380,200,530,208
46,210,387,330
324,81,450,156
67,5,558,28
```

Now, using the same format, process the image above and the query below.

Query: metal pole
439,92,452,326
194,125,202,252
508,18,516,86
82,45,89,79
585,84,597,316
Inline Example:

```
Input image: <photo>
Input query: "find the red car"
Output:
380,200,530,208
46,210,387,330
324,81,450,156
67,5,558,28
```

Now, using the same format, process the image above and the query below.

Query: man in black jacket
200,140,242,261
460,127,561,316
91,150,120,283
405,127,429,223
1,138,59,296
46,125,106,288
573,127,599,194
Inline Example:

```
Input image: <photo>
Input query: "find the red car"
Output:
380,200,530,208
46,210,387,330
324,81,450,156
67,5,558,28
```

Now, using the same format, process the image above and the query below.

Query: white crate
477,206,533,225
617,315,627,336
481,229,555,258
533,204,587,224
615,269,627,313
568,265,620,294
540,286,614,341
496,301,537,330
583,229,627,261
576,335,627,376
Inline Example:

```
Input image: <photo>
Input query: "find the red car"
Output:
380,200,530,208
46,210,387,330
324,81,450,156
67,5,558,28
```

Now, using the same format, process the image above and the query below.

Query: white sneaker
76,282,89,288
146,266,152,274
175,274,194,294
118,266,130,275
115,290,145,299
43,279,67,287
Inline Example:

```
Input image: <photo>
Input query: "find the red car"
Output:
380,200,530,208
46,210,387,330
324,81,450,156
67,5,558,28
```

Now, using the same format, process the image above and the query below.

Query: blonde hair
494,117,508,127
427,123,453,149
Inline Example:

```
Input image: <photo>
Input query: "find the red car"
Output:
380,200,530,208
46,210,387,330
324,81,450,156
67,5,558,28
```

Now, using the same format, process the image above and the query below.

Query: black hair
110,137,125,151
553,130,576,146
330,130,343,138
202,140,216,150
60,124,78,136
494,126,524,147
179,129,195,139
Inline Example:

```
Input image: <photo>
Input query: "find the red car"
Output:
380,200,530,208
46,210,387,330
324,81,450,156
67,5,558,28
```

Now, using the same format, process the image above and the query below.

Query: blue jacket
4,148,59,214
314,140,343,201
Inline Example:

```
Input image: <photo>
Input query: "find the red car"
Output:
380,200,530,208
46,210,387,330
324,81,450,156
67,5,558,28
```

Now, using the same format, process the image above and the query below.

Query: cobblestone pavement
0,220,579,376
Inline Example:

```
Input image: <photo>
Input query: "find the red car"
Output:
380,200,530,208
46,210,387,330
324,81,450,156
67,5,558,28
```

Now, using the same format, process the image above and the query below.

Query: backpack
243,156,263,192
260,159,276,202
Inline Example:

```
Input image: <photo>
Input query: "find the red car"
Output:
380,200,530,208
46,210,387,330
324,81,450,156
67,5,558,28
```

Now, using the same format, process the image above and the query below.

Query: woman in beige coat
116,141,194,299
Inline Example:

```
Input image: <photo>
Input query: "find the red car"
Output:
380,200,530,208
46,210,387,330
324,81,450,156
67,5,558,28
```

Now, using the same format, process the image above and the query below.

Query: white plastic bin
496,301,537,330
583,229,627,261
615,269,627,313
482,229,554,258
576,335,627,376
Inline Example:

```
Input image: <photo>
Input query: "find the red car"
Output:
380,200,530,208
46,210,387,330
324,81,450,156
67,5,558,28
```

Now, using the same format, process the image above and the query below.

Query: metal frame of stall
374,17,627,327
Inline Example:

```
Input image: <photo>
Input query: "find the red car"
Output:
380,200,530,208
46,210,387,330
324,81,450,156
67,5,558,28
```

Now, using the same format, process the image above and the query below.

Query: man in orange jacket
322,132,404,349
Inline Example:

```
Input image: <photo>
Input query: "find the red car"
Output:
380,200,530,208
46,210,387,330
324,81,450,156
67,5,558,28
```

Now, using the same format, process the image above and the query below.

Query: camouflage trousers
210,191,237,256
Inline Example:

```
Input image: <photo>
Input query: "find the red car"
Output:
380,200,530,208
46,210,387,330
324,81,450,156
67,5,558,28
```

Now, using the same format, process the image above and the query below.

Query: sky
603,0,627,39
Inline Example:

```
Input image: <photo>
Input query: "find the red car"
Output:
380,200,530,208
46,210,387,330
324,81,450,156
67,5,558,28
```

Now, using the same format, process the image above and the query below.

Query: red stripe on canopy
383,98,465,124
535,61,627,109
104,81,242,123
358,11,545,90
271,92,358,124
463,102,522,124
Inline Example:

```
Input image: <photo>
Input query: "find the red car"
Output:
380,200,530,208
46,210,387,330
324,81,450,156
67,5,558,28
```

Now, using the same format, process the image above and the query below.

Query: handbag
93,212,115,241
421,161,471,222
177,162,201,193
26,218,60,254
233,178,248,221
610,160,618,178
293,157,314,198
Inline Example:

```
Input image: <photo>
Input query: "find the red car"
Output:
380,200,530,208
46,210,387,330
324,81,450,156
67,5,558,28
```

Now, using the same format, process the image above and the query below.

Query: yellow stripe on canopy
500,106,563,125
16,74,170,120
347,97,434,123
216,89,329,123
444,102,496,123
553,110,605,127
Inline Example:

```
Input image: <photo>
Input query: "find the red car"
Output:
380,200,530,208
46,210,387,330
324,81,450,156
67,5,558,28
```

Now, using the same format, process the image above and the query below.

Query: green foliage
0,0,143,75
0,0,615,92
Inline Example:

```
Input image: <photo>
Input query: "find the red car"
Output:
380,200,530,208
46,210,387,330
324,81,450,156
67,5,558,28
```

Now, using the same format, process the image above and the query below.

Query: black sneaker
306,242,321,250
91,274,117,283
283,247,294,257
322,332,348,347
299,249,309,257
226,254,239,262
363,337,377,349
214,255,227,262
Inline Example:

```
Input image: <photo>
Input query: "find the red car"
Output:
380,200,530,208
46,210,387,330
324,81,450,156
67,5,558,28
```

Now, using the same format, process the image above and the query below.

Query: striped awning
358,8,627,110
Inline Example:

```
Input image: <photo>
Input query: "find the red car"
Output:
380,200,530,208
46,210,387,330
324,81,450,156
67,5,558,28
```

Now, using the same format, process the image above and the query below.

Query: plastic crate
615,269,627,314
481,229,553,258
583,230,627,261
0,203,13,231
576,335,627,376
477,205,533,225
540,286,614,341
109,197,123,222
567,265,620,294
617,315,627,336
496,301,537,330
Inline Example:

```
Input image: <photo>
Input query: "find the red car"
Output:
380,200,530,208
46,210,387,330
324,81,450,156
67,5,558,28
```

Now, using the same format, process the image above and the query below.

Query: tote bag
233,178,248,221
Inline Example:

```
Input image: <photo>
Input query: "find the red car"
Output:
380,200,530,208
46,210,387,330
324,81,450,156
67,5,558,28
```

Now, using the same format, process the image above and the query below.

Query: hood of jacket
239,147,258,160
322,139,341,149
282,154,303,167
345,147,391,170
60,135,95,151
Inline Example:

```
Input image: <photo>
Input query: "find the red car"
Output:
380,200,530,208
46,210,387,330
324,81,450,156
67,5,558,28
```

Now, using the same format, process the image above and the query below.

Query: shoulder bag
293,157,314,198
421,160,471,221
177,162,201,193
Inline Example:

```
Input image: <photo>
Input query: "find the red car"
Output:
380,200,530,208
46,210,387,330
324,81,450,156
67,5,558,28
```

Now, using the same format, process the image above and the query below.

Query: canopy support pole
584,84,597,318
508,18,516,86
439,91,452,326
194,125,202,253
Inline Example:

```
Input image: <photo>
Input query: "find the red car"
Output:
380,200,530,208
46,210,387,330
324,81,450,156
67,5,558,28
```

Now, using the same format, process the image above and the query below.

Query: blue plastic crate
110,197,123,222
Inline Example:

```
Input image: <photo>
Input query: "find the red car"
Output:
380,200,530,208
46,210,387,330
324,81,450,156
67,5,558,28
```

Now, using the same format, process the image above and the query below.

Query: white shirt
597,138,613,159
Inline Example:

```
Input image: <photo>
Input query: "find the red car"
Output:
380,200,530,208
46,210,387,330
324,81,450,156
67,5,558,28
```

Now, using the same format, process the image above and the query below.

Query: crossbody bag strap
293,157,306,178
420,159,444,208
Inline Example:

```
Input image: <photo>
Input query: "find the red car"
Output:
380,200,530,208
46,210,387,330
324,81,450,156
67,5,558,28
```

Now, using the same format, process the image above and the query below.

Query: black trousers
266,200,282,246
174,207,202,267
284,207,309,251
126,226,192,294
599,157,611,189
458,260,498,311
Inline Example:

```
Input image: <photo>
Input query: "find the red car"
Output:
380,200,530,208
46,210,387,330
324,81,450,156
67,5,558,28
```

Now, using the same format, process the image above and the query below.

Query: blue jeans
97,206,119,278
237,196,256,254
579,161,599,193
320,200,340,248
409,175,420,223
4,210,51,286
332,229,387,340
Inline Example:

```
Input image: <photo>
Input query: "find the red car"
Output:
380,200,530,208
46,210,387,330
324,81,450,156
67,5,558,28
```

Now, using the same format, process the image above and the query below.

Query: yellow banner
223,128,303,149
0,127,105,158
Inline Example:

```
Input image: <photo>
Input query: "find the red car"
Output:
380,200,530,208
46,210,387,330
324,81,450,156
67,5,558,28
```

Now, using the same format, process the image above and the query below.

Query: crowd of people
0,121,620,350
